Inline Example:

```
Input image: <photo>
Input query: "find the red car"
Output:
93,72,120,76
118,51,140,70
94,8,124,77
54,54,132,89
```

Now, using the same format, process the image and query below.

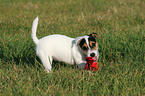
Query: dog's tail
32,16,39,45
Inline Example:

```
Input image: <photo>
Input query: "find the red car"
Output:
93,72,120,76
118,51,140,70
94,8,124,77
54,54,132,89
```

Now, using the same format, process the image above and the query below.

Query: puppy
32,17,99,73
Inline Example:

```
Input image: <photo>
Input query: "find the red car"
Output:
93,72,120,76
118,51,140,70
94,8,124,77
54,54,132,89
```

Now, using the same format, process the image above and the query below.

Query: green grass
0,0,144,95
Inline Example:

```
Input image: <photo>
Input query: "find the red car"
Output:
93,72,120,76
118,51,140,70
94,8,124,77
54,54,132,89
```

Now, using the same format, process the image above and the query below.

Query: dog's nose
90,53,95,57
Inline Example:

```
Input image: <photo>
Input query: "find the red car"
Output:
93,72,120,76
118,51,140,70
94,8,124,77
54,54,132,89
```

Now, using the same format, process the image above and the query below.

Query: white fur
32,17,99,73
32,16,39,45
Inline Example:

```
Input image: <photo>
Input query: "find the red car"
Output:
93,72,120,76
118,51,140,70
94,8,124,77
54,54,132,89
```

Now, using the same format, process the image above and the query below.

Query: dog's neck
71,40,87,64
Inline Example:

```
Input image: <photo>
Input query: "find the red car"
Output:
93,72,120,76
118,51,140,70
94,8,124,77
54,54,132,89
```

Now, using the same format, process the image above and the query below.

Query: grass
0,0,145,95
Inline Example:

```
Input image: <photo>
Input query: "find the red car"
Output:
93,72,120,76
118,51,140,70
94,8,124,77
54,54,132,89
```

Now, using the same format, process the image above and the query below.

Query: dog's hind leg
37,52,52,73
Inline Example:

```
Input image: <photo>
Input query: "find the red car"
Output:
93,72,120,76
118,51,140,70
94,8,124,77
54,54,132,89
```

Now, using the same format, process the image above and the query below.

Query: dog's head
76,33,100,61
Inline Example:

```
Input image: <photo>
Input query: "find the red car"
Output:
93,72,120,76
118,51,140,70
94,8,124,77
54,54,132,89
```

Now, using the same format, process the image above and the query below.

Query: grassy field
0,0,144,95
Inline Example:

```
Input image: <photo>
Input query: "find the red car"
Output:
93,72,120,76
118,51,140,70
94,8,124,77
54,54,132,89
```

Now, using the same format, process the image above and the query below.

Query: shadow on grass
52,60,78,70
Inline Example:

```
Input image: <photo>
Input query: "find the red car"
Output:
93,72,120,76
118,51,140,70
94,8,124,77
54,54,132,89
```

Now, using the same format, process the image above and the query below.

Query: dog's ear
88,33,100,39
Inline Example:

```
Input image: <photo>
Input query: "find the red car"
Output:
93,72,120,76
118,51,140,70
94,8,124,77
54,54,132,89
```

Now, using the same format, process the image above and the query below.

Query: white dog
32,17,99,73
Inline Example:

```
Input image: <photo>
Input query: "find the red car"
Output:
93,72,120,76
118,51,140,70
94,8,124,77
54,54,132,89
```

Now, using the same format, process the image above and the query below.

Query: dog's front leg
77,63,86,69
37,51,52,73
77,61,87,69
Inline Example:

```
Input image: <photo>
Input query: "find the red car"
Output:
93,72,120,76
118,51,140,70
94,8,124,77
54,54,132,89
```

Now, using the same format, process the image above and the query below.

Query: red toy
85,57,99,72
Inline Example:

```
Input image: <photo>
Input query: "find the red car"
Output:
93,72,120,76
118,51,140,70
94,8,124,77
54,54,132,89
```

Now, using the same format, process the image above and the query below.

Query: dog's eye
82,46,88,50
92,43,95,47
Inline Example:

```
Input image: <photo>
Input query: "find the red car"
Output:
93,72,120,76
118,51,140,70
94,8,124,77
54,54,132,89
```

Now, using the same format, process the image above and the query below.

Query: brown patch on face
79,38,88,53
88,35,97,50
89,41,97,50
81,43,88,53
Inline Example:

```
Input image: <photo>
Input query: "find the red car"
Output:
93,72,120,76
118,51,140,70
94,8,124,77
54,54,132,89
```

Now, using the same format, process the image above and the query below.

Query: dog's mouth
86,56,97,62
92,57,97,62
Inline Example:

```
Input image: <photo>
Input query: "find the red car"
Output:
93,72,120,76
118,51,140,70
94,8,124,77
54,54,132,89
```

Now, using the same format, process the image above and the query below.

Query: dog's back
36,35,75,64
